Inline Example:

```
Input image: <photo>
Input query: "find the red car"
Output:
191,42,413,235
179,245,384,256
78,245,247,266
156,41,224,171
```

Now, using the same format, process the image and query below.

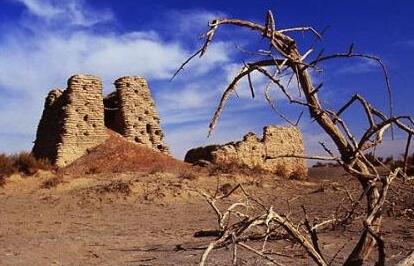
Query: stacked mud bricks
32,75,168,167
185,126,307,177
111,77,168,153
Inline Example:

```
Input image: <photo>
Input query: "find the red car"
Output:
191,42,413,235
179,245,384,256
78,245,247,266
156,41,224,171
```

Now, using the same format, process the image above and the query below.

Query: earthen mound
60,130,189,176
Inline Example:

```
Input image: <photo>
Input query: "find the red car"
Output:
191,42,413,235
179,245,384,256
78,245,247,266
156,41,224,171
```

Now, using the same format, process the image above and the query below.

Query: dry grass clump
176,168,198,180
289,167,308,180
13,152,52,175
148,164,168,174
0,154,15,186
275,164,307,180
0,152,53,186
274,164,289,178
40,176,64,189
207,162,269,176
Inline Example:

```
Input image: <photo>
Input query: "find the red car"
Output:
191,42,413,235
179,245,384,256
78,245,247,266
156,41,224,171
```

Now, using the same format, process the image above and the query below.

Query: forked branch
174,10,414,266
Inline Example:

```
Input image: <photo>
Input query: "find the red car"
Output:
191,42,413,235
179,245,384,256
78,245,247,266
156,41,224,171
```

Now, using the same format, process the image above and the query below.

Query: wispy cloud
0,1,253,157
12,0,113,26
160,9,226,41
3,0,387,163
335,59,378,75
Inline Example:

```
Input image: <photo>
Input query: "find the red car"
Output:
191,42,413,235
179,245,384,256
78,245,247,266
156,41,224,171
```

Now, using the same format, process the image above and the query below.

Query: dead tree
173,10,414,266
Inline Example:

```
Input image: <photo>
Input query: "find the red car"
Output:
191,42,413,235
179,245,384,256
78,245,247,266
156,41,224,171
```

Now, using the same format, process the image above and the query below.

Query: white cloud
3,1,358,163
14,0,60,19
160,9,226,40
12,0,113,26
335,59,378,75
0,2,249,157
0,31,189,98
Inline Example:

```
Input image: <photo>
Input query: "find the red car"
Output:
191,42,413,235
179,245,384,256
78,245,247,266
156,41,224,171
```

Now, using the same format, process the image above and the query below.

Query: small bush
177,169,197,180
41,176,64,189
13,152,52,175
274,163,308,180
0,153,17,181
0,152,54,185
208,162,269,176
149,165,166,174
289,167,308,180
274,164,289,178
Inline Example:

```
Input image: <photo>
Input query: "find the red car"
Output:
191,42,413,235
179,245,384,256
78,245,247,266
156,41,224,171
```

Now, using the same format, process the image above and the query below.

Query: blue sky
0,0,413,159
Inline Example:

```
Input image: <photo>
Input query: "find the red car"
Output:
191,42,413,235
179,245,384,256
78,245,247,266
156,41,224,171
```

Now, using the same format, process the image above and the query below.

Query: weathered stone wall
185,126,307,177
114,76,169,154
32,89,64,162
55,75,108,166
33,75,108,167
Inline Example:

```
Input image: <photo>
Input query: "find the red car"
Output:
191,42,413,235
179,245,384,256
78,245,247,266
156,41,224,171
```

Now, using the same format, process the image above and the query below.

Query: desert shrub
0,153,17,182
12,152,52,175
289,167,308,180
176,169,197,180
274,164,289,178
41,176,64,189
208,162,269,176
274,163,308,179
149,164,166,174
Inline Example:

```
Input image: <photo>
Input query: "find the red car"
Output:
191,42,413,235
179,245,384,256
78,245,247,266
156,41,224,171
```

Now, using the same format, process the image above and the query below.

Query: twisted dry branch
174,9,414,266
197,184,328,266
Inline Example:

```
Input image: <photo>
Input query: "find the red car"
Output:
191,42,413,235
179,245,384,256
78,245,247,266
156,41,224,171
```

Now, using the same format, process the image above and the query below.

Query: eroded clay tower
33,74,169,167
104,76,169,153
32,75,108,167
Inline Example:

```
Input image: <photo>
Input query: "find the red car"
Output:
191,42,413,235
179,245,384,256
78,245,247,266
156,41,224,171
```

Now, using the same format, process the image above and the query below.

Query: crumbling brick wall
32,89,64,161
56,75,108,166
111,76,169,154
185,126,307,177
33,75,108,167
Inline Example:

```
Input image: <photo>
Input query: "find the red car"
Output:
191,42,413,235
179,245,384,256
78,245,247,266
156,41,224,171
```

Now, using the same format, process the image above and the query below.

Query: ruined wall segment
33,75,108,167
114,76,169,154
55,75,108,166
185,126,307,178
262,126,306,175
32,89,64,162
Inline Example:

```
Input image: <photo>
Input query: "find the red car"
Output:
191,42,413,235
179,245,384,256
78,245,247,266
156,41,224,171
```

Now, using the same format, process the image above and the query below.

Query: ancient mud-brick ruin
32,75,168,167
185,126,307,177
104,77,168,153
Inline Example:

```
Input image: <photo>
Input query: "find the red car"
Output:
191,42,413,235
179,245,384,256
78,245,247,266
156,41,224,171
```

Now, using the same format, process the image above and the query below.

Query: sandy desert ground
1,166,413,266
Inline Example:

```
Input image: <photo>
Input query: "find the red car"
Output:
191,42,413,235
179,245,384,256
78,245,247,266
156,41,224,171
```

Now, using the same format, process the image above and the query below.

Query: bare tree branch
174,9,414,266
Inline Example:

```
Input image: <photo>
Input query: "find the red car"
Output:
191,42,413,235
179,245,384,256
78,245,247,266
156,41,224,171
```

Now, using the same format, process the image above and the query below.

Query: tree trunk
344,181,381,266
